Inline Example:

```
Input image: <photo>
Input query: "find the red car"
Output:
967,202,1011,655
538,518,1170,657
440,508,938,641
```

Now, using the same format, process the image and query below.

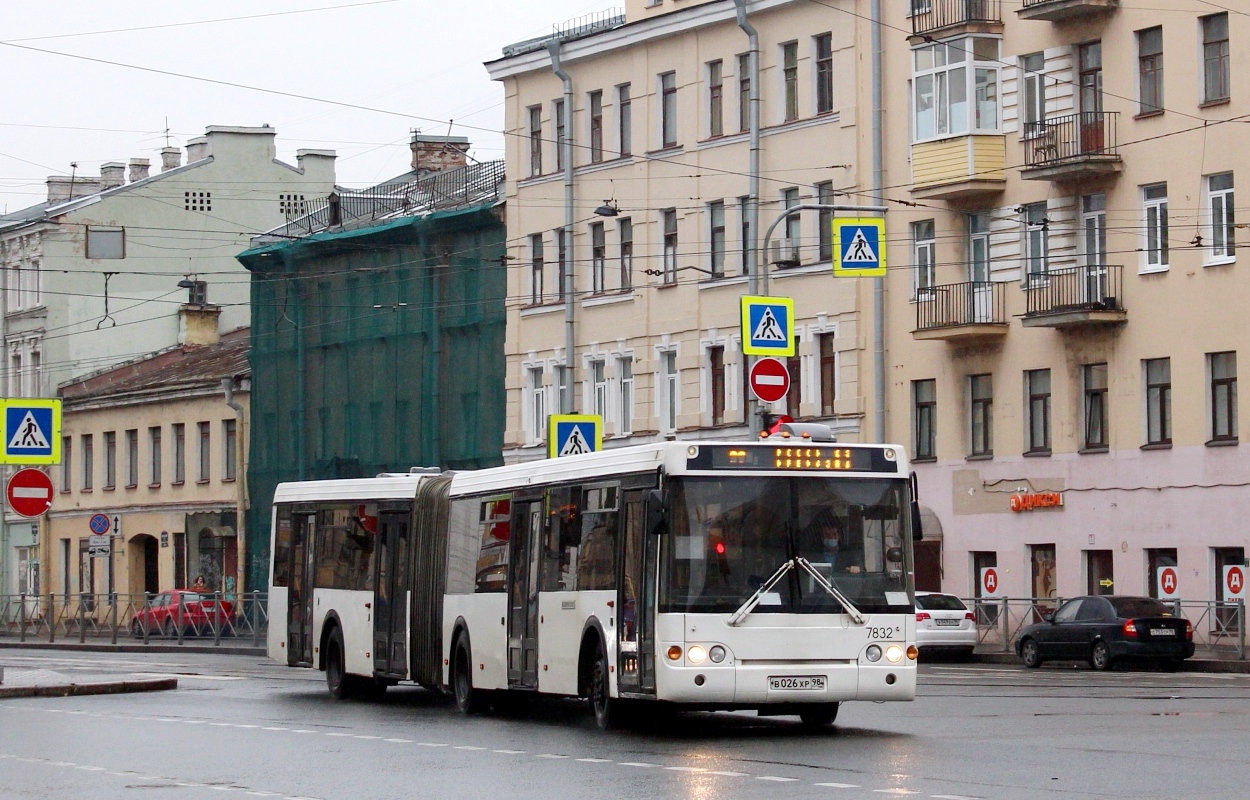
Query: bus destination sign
687,445,900,473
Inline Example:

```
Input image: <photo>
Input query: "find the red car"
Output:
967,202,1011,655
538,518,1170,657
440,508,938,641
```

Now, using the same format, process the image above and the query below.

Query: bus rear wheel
326,627,351,700
590,645,624,731
453,637,487,714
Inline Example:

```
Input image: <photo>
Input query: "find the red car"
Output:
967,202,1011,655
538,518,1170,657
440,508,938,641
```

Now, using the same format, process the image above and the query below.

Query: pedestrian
191,575,208,592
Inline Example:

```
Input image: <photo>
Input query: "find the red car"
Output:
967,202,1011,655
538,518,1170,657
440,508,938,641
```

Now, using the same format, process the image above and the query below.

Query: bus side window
542,487,581,592
475,497,511,593
272,507,293,588
577,486,620,591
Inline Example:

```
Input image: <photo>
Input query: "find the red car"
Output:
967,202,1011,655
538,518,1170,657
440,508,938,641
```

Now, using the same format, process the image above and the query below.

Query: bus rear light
915,612,931,622
667,646,683,661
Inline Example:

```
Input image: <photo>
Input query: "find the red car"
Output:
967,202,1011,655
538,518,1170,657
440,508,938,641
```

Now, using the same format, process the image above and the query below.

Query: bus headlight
865,644,883,662
709,645,726,663
885,645,904,663
687,645,706,664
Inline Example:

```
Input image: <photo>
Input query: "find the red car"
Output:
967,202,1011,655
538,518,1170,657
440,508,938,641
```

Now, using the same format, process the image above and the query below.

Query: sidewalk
969,644,1250,673
0,639,265,656
0,665,178,699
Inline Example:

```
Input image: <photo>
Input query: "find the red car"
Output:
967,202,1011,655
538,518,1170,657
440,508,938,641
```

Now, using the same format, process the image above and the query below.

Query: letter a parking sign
832,218,886,277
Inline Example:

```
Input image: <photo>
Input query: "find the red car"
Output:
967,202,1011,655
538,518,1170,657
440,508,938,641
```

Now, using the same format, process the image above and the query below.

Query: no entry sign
7,467,53,518
749,357,791,403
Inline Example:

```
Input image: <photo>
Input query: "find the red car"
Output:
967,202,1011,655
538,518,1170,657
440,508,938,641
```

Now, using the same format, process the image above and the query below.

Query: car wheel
1090,640,1114,671
326,627,351,700
160,618,175,638
130,619,143,639
1020,638,1043,668
798,703,840,729
453,636,487,714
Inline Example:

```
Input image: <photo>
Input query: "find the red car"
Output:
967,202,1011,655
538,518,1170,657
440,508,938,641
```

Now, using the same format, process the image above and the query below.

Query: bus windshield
660,476,912,615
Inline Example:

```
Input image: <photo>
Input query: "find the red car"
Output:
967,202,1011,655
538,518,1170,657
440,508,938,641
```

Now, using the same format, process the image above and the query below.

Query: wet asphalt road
1,650,1248,799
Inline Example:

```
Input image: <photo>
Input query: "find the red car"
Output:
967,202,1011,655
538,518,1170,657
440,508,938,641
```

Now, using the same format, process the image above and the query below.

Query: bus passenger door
287,513,315,667
618,491,656,694
507,499,542,689
373,509,410,678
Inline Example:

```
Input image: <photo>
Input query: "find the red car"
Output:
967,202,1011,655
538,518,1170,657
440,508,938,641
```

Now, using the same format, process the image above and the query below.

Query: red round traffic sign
7,467,53,518
982,567,999,596
749,357,791,403
1227,566,1245,598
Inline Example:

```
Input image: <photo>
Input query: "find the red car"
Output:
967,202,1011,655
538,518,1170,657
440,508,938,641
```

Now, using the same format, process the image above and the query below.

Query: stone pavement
0,664,177,699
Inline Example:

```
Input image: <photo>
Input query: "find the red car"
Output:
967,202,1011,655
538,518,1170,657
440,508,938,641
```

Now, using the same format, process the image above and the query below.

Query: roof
60,327,250,404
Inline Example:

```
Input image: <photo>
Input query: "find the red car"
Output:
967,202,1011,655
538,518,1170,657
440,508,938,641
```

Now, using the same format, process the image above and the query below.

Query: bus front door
373,510,410,678
287,513,315,667
507,500,542,689
618,492,656,694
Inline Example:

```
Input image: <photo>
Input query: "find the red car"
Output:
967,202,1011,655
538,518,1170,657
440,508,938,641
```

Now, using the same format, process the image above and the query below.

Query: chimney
100,162,125,189
160,146,181,172
185,136,208,163
179,304,221,346
410,134,471,177
295,149,337,183
46,176,103,204
128,158,150,183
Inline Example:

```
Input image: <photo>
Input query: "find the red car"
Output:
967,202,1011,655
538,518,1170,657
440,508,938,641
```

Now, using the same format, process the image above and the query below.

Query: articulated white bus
268,438,921,728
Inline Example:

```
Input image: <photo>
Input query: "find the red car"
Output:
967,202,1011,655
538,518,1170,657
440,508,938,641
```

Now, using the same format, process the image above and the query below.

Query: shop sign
1009,491,1064,513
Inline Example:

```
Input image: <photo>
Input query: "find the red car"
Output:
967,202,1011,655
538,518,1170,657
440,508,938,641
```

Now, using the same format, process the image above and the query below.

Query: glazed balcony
911,135,1007,200
910,0,1002,37
914,281,1009,341
1021,112,1122,182
1022,264,1126,328
1018,0,1118,22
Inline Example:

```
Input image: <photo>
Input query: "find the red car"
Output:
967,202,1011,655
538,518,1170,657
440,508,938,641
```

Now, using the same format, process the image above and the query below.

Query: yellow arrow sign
1099,578,1114,587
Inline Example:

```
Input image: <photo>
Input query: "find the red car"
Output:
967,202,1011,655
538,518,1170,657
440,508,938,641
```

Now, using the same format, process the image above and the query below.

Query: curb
0,641,265,656
0,677,178,699
968,650,1250,674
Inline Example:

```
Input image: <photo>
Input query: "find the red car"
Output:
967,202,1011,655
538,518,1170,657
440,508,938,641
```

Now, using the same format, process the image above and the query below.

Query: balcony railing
1023,264,1125,327
915,281,1007,332
911,0,1002,36
1023,112,1120,175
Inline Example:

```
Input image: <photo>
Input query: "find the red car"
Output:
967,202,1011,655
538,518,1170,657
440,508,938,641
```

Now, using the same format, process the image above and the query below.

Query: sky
0,0,619,216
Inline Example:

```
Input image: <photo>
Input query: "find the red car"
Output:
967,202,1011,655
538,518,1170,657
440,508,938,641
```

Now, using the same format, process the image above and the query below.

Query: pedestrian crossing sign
2,398,61,465
548,414,603,459
832,217,887,277
741,295,795,356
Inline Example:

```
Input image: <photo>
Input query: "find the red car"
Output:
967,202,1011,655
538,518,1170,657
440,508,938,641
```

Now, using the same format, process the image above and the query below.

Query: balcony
910,0,1002,37
914,281,1009,341
1021,112,1122,182
1018,0,1118,22
911,135,1007,200
1022,265,1126,328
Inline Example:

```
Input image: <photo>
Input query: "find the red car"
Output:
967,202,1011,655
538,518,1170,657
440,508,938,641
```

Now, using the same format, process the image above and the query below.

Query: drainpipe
547,40,577,413
871,0,886,442
735,0,762,435
222,377,249,594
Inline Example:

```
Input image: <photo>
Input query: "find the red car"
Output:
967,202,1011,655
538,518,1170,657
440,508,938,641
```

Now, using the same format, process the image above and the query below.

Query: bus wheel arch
452,623,487,714
318,612,344,673
577,621,609,699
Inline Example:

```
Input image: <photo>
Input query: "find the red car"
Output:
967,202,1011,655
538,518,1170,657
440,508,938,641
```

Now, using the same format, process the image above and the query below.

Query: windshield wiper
727,560,794,626
795,557,865,624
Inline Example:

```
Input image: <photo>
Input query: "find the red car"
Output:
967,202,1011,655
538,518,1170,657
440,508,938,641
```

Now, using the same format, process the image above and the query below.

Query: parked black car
1015,595,1194,671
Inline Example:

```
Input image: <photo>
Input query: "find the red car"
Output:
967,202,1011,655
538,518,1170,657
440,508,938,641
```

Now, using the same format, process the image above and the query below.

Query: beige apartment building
884,0,1248,603
486,0,880,461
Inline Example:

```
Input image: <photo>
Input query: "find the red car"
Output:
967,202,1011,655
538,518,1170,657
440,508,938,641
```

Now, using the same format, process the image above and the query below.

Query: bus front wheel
326,627,352,700
798,703,840,729
453,636,487,714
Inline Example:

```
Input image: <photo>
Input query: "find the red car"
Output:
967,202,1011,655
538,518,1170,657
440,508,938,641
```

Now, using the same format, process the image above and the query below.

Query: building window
8,351,19,396
591,360,607,420
81,434,93,491
527,367,546,444
739,195,751,275
782,187,800,265
590,222,606,294
1147,548,1178,599
817,182,834,262
1020,52,1045,137
969,374,993,457
738,53,751,133
662,350,679,432
660,71,678,148
61,436,72,492
1144,183,1169,270
913,380,936,460
1210,351,1237,443
184,191,212,211
618,356,634,435
529,234,544,305
912,37,1000,141
815,33,833,114
554,99,566,170
710,346,726,425
786,337,802,419
528,106,543,176
912,220,936,299
223,419,237,480
1025,369,1051,454
782,41,799,122
103,431,116,489
662,209,678,283
1208,173,1235,261
1145,357,1172,446
708,60,724,138
556,228,567,301
708,201,726,277
197,421,210,481
1202,14,1230,104
125,428,138,488
589,90,603,163
819,333,837,416
1079,41,1103,114
86,227,124,259
1083,363,1108,450
618,218,633,290
968,213,990,282
149,426,162,486
1023,202,1049,282
279,193,306,219
1082,193,1107,267
172,423,185,484
1137,27,1164,115
617,83,632,157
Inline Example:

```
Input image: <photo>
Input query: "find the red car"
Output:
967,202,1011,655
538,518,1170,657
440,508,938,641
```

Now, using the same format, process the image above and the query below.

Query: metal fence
960,596,1246,660
915,281,1006,330
1024,264,1124,317
0,592,268,647
1023,111,1120,166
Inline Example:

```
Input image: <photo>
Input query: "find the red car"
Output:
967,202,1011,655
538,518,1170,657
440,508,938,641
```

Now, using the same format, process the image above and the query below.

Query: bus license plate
769,675,826,691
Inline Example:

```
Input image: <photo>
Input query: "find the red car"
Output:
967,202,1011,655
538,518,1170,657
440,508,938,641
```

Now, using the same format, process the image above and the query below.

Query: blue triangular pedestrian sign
548,414,603,458
832,217,887,277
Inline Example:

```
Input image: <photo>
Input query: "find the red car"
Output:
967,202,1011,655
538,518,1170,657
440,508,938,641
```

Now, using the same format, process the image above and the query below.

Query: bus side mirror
644,489,667,536
909,472,924,542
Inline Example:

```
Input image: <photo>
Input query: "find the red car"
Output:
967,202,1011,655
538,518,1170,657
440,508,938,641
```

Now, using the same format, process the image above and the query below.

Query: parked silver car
915,592,977,658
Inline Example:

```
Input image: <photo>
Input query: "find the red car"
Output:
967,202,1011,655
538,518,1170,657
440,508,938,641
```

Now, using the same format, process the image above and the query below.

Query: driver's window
1053,598,1081,622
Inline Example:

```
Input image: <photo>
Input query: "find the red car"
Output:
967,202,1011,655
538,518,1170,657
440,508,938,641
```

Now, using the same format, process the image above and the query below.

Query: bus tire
590,644,620,731
453,636,487,714
798,703,839,728
326,627,352,700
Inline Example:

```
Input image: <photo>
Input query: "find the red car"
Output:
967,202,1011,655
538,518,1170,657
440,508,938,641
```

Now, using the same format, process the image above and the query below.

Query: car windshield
916,594,966,611
1109,597,1171,618
659,475,913,615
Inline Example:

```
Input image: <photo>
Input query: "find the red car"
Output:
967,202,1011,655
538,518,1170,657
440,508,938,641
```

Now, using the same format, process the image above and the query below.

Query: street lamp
593,201,620,217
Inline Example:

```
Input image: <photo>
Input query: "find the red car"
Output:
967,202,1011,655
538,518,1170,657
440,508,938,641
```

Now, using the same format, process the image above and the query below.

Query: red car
131,590,235,637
